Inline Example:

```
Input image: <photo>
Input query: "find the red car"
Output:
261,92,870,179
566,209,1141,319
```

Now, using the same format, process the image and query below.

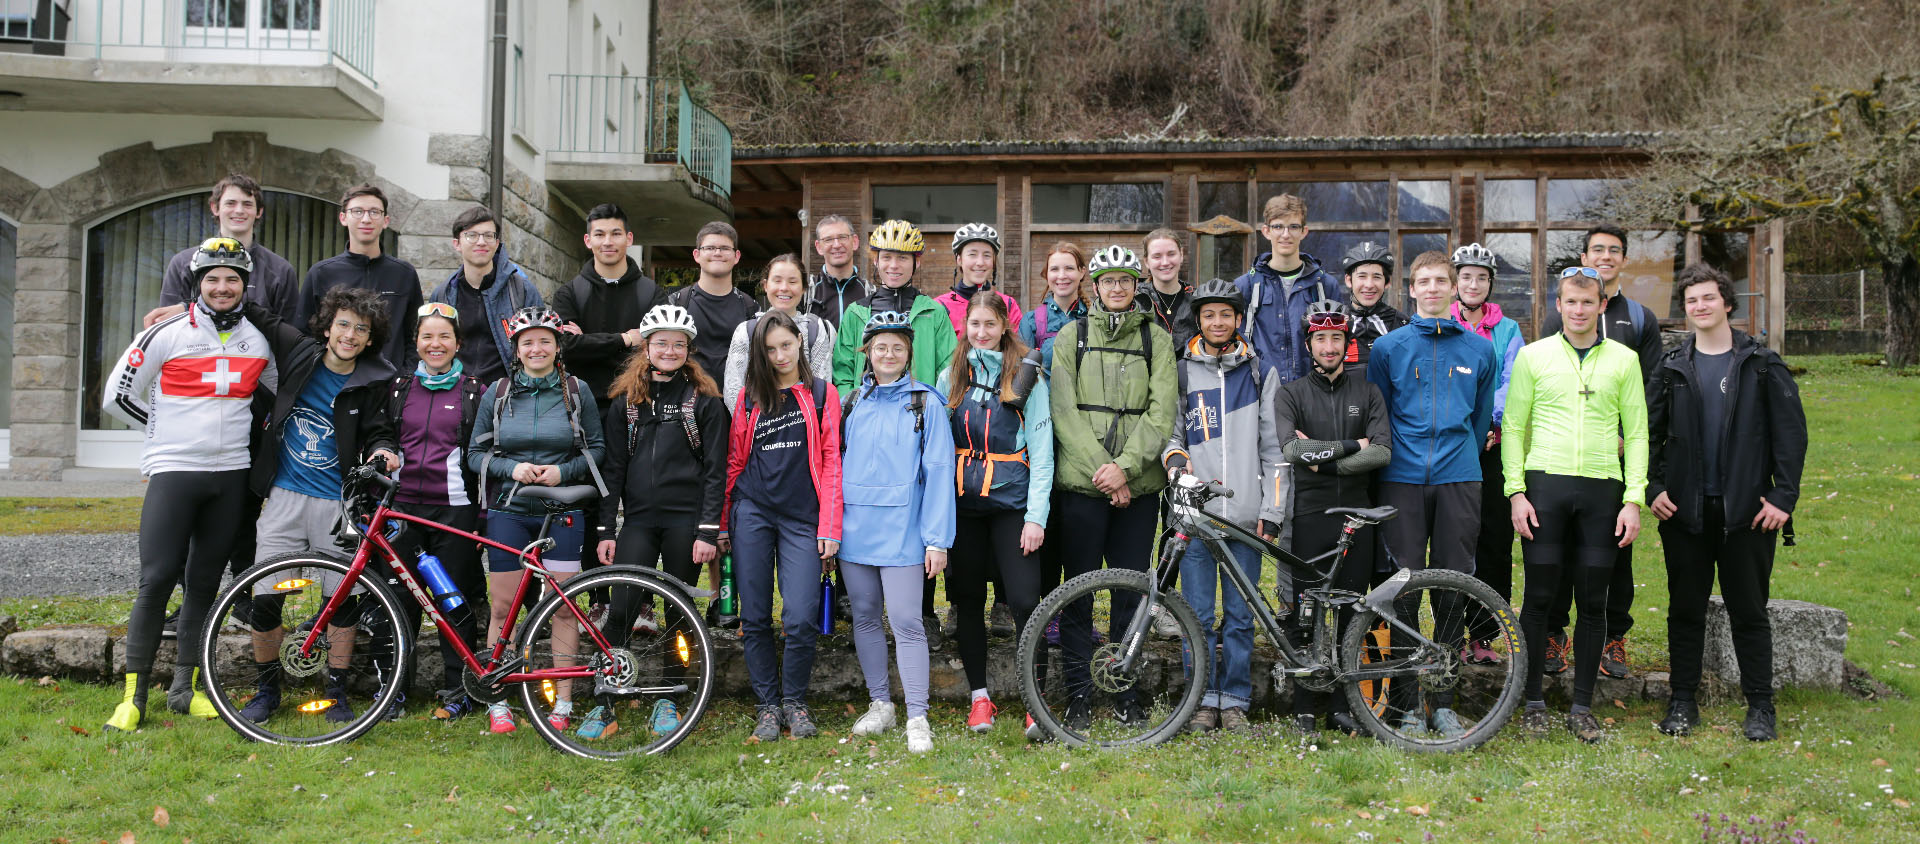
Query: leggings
127,470,250,674
1467,446,1515,641
843,561,931,717
1053,490,1159,703
1518,472,1624,708
948,510,1044,691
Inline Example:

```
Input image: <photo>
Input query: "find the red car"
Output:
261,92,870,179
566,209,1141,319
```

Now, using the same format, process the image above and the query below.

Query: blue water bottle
818,573,836,635
416,551,466,613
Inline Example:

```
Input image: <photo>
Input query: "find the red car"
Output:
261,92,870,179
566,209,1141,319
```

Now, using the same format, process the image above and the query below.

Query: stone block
97,142,164,205
20,188,70,224
504,163,538,202
15,291,77,324
6,457,69,480
1,626,111,680
1702,597,1847,691
397,234,456,271
428,134,491,169
110,636,179,685
48,170,109,218
0,614,18,639
157,142,215,193
12,356,74,390
12,389,74,423
0,165,40,218
15,223,75,259
406,199,472,241
447,166,489,203
261,144,331,198
15,323,75,354
374,178,421,233
210,131,269,177
10,422,77,456
16,257,76,292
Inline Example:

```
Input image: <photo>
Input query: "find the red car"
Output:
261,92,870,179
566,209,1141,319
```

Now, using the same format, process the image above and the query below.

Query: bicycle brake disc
1088,643,1139,694
1416,648,1463,694
279,637,328,678
588,647,642,695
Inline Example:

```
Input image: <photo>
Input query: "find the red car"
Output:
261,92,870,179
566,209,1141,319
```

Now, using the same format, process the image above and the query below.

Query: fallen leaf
1613,699,1627,710
1357,810,1374,820
444,786,460,803
1894,798,1912,809
152,807,169,828
501,804,517,814
845,703,858,716
120,833,136,844
69,725,91,737
38,675,55,686
1407,805,1429,816
1872,758,1890,767
1603,717,1617,726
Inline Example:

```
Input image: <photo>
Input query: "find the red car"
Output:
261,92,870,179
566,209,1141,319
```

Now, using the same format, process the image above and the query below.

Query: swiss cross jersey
101,305,278,476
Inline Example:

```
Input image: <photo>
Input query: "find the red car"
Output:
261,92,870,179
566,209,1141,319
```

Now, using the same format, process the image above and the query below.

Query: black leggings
1518,472,1624,708
1054,490,1160,703
1289,512,1377,719
603,520,700,679
127,470,250,674
385,504,486,691
948,510,1045,691
1467,446,1514,641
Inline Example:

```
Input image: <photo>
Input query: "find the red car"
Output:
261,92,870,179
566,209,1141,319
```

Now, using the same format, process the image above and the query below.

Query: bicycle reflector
676,632,691,667
298,699,334,714
541,679,557,706
273,578,313,591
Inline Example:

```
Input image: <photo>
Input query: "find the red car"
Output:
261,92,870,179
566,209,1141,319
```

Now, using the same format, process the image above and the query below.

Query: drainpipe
488,0,509,216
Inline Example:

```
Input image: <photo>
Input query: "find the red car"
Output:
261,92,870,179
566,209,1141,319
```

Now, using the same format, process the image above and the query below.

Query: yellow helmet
868,219,925,254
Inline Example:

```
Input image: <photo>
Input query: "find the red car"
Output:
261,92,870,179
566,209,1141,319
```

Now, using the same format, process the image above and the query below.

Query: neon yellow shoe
104,673,143,732
189,691,219,719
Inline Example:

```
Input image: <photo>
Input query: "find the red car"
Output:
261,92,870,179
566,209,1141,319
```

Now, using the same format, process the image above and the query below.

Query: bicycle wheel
1018,568,1206,748
201,553,409,747
1338,569,1525,752
515,566,715,759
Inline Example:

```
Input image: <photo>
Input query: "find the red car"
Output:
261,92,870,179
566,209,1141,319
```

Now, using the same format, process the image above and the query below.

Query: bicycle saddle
515,484,600,509
1323,505,1398,523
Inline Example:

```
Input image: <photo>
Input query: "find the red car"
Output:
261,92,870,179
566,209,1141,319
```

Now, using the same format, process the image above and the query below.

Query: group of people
104,173,1808,752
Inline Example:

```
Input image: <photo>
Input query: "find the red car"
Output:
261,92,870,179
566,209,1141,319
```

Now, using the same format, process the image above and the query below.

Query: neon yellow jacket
1500,335,1649,506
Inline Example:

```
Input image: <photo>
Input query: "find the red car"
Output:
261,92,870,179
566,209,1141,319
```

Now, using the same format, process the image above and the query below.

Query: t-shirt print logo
160,355,266,399
1347,405,1361,417
1719,376,1729,395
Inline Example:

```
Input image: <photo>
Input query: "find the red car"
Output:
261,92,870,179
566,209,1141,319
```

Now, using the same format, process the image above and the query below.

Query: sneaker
576,705,617,740
967,697,998,732
989,603,1016,638
783,702,818,738
1043,615,1061,646
1567,710,1605,744
1656,699,1699,737
432,690,475,721
905,715,934,754
1430,707,1467,739
1113,697,1147,726
1461,638,1501,665
1599,636,1631,679
1395,710,1427,735
1329,711,1365,736
1218,707,1251,734
751,705,782,742
587,604,609,631
487,703,516,734
1742,705,1777,742
1543,632,1571,675
1521,706,1552,738
1064,696,1093,733
1289,712,1315,734
1024,712,1048,742
546,702,574,731
851,700,897,736
633,604,660,636
1188,707,1221,734
324,692,355,724
160,606,180,640
1150,605,1182,639
650,699,680,735
241,686,281,724
922,615,945,651
383,692,407,722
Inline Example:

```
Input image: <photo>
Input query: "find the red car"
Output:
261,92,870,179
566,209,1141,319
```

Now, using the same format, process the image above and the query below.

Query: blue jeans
731,496,823,707
1180,537,1261,711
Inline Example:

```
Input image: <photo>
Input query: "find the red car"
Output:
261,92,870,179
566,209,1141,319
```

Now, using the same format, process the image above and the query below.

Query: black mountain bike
1017,474,1525,752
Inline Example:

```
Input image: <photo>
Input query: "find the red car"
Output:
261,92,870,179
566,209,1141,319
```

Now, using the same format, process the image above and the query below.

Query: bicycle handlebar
1202,479,1233,499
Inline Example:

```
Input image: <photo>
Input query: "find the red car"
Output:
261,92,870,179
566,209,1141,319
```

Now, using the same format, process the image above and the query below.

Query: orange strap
954,448,1029,495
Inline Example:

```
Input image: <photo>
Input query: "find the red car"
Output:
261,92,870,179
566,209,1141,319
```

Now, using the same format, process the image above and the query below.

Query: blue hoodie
1365,315,1498,486
838,375,957,567
1232,251,1346,383
429,251,544,377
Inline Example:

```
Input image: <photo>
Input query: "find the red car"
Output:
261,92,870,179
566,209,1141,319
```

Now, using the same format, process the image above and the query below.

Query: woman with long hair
723,254,836,413
1016,241,1090,370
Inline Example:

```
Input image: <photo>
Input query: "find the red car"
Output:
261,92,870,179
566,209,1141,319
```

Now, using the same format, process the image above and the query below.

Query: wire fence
1786,269,1886,331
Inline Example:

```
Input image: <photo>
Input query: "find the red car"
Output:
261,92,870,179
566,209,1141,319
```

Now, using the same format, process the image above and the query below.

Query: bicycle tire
1337,569,1525,753
201,553,410,747
515,566,715,759
1017,568,1206,748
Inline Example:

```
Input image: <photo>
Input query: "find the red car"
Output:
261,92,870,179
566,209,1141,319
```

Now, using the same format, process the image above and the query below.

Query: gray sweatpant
843,561,931,718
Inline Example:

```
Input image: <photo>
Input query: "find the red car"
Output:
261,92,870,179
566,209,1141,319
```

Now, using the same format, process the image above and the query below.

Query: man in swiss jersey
100,238,279,732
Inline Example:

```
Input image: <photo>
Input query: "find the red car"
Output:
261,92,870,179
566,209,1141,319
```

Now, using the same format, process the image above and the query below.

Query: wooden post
1767,218,1787,353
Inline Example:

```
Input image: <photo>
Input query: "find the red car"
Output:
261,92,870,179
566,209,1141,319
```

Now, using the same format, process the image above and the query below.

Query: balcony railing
549,74,732,199
0,0,376,84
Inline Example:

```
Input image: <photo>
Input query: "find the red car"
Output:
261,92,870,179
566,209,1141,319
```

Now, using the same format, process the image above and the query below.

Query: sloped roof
733,132,1662,160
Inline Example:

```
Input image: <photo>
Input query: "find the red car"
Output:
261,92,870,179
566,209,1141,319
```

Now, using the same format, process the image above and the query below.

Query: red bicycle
199,463,714,759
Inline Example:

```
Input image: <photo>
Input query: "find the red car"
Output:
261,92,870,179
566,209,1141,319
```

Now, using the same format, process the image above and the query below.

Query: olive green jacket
1048,300,1178,498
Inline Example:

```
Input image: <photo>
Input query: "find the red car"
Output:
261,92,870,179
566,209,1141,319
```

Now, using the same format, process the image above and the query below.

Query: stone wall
422,133,587,295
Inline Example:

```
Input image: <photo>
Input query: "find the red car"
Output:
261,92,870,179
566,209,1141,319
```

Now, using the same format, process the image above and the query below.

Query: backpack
667,283,756,314
1071,313,1160,453
624,391,704,464
472,372,609,506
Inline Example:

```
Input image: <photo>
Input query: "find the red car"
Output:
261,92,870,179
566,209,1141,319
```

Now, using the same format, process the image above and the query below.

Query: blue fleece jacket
1365,316,1498,485
838,375,957,567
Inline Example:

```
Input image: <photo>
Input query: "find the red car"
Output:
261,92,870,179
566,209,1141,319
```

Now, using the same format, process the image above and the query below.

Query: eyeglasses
648,339,689,352
815,234,855,245
1264,223,1307,235
331,319,372,337
343,207,386,219
1559,266,1603,279
418,302,459,320
459,231,499,243
695,245,736,255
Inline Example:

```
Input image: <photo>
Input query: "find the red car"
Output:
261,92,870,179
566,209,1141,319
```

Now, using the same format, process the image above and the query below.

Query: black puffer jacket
1646,330,1807,537
241,302,397,498
1273,366,1391,515
597,372,731,542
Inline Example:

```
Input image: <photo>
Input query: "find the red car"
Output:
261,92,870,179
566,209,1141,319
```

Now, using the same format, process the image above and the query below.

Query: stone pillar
9,218,80,480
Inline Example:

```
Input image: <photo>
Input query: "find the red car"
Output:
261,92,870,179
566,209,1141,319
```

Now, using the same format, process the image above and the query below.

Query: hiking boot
1567,710,1604,744
851,700,897,736
990,603,1017,638
1218,707,1251,734
649,699,680,735
967,697,998,732
1187,706,1220,734
1599,636,1631,679
1521,707,1552,739
1024,712,1048,742
1430,707,1467,739
1329,711,1365,736
1543,632,1571,675
1113,697,1147,726
1395,710,1427,735
751,705,782,742
1290,712,1316,734
1742,705,1777,742
783,702,818,738
383,692,407,722
1656,698,1699,736
432,690,475,721
1064,696,1093,733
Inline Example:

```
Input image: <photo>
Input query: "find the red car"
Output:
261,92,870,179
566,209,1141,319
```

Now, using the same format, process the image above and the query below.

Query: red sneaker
967,697,998,733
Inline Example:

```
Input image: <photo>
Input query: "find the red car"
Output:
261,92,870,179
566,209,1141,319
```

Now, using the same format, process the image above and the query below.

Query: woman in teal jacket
840,311,956,754
936,290,1054,739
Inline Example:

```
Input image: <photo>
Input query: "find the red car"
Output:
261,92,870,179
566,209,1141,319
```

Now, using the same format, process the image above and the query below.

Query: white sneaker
1151,605,1182,639
850,700,896,736
905,716,934,754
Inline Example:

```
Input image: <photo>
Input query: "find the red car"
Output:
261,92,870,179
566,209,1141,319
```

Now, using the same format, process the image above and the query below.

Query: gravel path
0,532,144,599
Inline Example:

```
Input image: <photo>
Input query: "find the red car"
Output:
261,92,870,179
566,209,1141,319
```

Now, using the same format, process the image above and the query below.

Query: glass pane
1259,181,1389,223
186,0,245,27
1545,229,1681,319
1482,232,1535,335
1299,231,1380,277
1398,180,1451,223
1033,183,1165,225
871,185,996,226
1696,230,1753,327
1546,178,1627,221
1198,182,1248,221
1482,179,1536,223
1194,234,1246,283
267,0,323,30
1399,232,1452,284
0,219,13,428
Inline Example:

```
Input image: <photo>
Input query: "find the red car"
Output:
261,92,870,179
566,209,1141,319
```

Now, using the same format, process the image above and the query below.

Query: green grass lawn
3,356,1917,843
0,497,143,535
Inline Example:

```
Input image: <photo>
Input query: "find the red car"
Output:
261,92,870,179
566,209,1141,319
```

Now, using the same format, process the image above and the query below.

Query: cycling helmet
1087,245,1144,280
190,236,253,283
862,309,915,342
1189,277,1246,315
1302,299,1351,338
1451,242,1498,273
637,304,698,341
506,305,566,341
1341,241,1393,277
950,222,1002,254
868,220,926,254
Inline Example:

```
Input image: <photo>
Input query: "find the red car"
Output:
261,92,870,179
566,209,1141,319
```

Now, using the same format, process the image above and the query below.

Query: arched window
82,189,396,433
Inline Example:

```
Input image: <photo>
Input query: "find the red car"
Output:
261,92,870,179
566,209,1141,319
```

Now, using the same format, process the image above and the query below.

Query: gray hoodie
1160,337,1288,532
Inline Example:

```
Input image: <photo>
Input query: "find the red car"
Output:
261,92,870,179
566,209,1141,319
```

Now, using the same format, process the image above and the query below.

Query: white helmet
637,304,698,340
950,222,1002,254
1087,245,1143,280
1451,242,1498,273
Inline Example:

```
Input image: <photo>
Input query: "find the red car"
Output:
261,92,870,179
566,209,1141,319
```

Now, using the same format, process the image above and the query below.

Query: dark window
871,185,997,226
1197,181,1248,221
1259,181,1389,223
1032,183,1165,225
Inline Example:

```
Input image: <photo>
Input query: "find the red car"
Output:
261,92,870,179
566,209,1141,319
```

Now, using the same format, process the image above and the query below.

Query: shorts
484,509,586,574
251,487,364,597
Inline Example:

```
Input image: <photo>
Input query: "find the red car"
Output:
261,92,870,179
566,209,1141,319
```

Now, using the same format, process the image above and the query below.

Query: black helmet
1341,241,1394,276
1189,278,1245,315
